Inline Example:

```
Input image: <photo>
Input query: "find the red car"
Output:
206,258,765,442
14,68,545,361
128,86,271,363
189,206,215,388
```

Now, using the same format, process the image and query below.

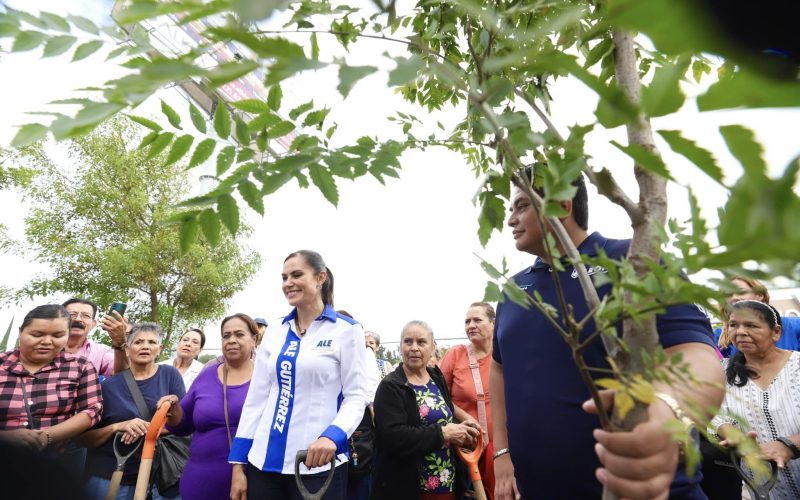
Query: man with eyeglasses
62,298,129,378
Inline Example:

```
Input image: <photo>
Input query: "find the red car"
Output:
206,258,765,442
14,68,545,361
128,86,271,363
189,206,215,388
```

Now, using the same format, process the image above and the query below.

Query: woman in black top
372,321,479,500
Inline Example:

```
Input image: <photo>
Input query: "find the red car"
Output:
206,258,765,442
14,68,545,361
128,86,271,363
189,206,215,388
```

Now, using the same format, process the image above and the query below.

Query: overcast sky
1,0,798,354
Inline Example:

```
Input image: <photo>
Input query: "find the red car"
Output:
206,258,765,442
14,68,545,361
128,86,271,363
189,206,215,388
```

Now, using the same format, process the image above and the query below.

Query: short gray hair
365,331,381,345
400,320,434,342
127,322,164,345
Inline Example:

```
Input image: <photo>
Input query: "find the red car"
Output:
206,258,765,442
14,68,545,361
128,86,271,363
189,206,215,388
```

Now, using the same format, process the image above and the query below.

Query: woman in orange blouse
439,302,495,500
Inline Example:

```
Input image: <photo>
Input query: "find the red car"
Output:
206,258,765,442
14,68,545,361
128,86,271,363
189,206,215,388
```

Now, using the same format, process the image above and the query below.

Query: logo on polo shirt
316,339,332,348
571,265,608,279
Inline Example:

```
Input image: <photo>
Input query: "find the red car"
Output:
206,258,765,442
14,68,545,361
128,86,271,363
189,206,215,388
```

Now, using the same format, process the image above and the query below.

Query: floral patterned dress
412,379,456,493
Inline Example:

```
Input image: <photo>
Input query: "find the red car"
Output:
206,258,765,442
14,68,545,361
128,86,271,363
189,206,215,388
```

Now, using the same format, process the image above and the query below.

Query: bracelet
41,430,52,450
776,437,800,459
493,447,510,459
111,343,126,351
654,392,693,428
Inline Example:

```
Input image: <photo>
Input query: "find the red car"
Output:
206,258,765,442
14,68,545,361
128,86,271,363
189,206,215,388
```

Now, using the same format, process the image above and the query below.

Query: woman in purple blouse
159,313,258,500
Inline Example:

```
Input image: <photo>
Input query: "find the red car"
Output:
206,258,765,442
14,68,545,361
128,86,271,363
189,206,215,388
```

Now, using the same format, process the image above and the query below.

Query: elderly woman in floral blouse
372,320,480,500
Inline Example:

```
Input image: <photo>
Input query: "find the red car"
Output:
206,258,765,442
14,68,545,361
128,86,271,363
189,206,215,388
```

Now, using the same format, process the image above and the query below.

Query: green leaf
72,40,104,61
12,31,47,52
268,121,295,139
217,193,240,234
11,123,48,147
483,281,503,303
337,65,377,98
0,17,19,37
145,132,175,160
289,100,314,120
657,130,724,184
198,208,221,247
719,125,767,179
214,103,231,139
235,117,250,145
388,55,424,86
267,85,282,111
6,7,46,30
310,32,319,60
189,138,216,168
248,112,281,132
179,215,199,254
642,57,690,117
216,146,236,175
303,109,330,129
138,130,159,149
309,165,339,206
611,141,672,179
584,38,612,68
160,100,182,129
164,134,194,165
478,193,505,247
127,115,162,131
189,103,207,134
66,15,99,35
42,35,77,57
238,180,264,215
206,28,305,59
230,99,270,114
697,70,800,110
40,11,70,32
206,60,259,88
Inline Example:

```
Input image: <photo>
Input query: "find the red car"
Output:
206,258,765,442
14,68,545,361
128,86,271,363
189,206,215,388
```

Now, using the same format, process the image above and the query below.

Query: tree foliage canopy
8,118,260,350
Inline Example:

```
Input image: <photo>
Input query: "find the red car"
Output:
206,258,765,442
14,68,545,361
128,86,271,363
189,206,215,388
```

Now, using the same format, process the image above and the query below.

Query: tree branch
513,87,643,223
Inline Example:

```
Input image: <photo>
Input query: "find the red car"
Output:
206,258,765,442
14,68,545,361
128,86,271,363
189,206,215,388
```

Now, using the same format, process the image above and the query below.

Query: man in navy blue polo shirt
490,170,724,500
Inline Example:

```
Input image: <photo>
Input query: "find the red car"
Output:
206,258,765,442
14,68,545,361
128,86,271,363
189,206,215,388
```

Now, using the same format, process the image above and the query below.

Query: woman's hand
442,422,479,448
156,395,180,416
761,440,795,469
304,437,337,469
719,428,757,448
118,418,149,445
1,428,45,450
494,453,521,500
230,464,247,500
461,418,488,447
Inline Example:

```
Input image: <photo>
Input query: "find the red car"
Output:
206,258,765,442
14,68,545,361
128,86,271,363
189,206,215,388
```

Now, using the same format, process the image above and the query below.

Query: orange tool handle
141,403,170,460
455,435,484,482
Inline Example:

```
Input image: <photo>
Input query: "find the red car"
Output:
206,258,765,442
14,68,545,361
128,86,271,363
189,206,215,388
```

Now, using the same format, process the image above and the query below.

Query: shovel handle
471,479,488,500
132,403,171,500
104,470,124,500
133,458,153,500
455,436,485,500
294,450,336,500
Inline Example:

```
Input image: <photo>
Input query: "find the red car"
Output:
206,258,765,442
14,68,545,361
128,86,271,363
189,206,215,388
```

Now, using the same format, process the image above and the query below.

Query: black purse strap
122,369,152,420
19,379,38,430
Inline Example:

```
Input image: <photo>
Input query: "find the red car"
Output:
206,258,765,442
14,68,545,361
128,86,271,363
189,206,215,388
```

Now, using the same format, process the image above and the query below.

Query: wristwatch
776,437,800,459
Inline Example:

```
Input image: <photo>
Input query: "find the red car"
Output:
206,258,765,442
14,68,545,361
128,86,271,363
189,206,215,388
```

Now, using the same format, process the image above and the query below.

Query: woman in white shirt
229,250,368,500
712,300,800,499
160,328,205,390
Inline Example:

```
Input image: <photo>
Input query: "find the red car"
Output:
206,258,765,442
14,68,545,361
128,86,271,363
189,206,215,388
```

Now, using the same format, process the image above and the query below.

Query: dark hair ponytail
725,300,782,386
19,304,71,332
322,266,334,307
726,351,757,387
284,250,334,307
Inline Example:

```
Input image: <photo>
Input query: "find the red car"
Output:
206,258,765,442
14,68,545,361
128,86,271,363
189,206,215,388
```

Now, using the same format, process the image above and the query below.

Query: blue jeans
85,475,181,500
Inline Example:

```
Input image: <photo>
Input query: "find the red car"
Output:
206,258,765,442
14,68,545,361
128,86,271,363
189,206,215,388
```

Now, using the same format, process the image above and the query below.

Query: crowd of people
1,172,799,500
